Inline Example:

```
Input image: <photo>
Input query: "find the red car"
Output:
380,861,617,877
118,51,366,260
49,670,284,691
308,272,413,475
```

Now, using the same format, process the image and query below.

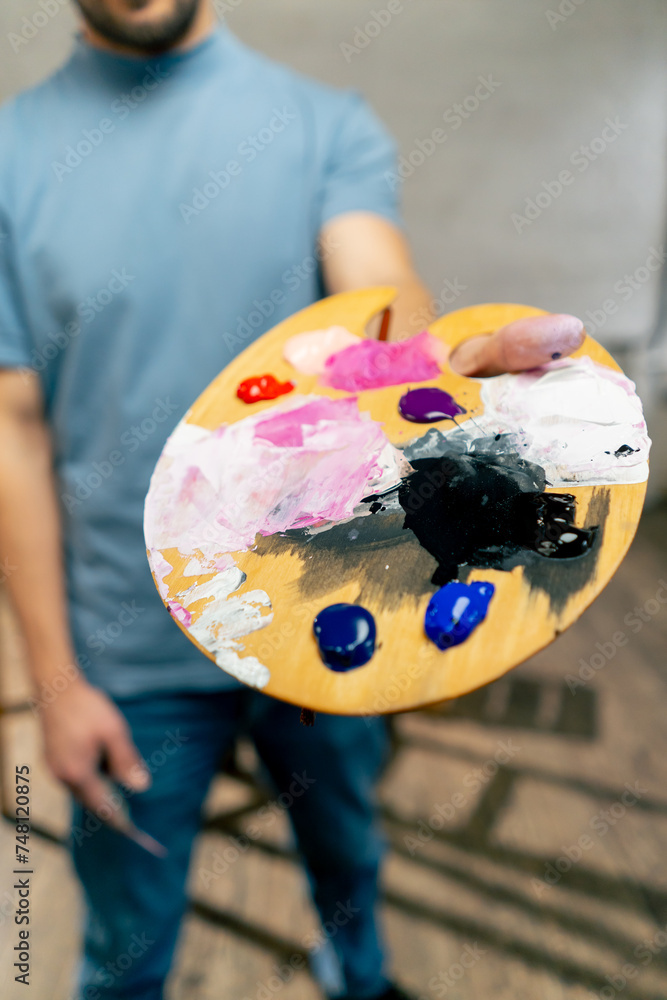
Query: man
0,2,585,998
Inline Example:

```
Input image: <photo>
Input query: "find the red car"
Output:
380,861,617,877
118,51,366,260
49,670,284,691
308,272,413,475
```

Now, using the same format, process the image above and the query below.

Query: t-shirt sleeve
0,212,32,370
319,91,402,229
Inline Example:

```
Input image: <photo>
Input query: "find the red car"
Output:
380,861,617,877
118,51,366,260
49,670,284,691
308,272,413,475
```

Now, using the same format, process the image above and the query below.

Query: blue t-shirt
0,27,399,696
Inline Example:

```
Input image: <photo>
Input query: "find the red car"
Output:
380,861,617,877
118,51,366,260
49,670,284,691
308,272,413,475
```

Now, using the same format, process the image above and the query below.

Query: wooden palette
150,290,647,715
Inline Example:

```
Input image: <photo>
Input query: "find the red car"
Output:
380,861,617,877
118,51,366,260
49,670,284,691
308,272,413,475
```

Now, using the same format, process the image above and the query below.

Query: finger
104,723,151,793
74,769,122,822
72,765,167,855
449,313,585,377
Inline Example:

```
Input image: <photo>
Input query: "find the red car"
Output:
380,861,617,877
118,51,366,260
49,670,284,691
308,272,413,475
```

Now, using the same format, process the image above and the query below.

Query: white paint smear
182,576,273,689
460,357,650,485
145,395,404,685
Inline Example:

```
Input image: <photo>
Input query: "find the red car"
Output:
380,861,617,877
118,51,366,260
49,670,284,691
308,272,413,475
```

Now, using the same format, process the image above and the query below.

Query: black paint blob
614,444,638,458
257,432,605,616
313,603,377,671
398,440,598,587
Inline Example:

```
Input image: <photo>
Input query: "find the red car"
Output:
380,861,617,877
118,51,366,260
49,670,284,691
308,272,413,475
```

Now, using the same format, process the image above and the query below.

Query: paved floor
2,501,667,1000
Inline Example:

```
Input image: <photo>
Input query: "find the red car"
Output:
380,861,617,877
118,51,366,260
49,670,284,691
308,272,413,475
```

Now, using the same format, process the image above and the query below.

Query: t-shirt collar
72,22,231,79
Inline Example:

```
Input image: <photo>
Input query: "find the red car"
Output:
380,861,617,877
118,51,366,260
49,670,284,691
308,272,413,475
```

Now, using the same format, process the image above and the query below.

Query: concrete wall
2,0,666,345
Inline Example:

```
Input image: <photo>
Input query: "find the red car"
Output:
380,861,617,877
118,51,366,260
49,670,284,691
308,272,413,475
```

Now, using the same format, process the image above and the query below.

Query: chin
77,0,201,54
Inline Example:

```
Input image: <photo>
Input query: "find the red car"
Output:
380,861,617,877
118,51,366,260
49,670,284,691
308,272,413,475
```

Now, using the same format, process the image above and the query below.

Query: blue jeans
71,690,391,1000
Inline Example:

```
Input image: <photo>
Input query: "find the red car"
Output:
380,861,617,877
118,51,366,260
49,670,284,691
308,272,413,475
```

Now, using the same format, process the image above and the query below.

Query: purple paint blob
398,387,466,423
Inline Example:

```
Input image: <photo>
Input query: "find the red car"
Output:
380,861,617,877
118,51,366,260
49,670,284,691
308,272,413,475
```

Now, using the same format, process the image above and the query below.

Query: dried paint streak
184,576,273,688
255,506,436,610
144,395,406,684
459,357,650,486
283,326,361,375
321,330,445,392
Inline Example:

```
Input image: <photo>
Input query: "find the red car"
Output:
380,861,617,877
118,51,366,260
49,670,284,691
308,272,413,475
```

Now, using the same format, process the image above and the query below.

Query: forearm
320,212,434,341
0,388,79,688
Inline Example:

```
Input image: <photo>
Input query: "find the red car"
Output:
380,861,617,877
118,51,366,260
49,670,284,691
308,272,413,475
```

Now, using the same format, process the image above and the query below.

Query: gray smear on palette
482,485,610,615
257,431,606,614
403,426,536,473
255,511,439,610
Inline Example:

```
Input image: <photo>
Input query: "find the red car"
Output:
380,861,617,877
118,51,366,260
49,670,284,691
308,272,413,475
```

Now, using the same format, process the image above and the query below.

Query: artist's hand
449,313,585,377
40,677,150,815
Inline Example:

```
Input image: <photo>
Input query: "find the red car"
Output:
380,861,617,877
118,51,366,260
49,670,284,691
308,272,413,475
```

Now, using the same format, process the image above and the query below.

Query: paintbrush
105,804,169,858
98,756,168,857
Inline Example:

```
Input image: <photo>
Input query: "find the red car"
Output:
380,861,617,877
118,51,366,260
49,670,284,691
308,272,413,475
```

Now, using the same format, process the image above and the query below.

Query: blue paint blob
424,581,495,651
399,387,466,423
313,603,377,671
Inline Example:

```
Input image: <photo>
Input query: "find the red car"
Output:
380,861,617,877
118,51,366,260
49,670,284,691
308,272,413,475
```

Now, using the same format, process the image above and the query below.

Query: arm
0,370,149,811
321,212,434,341
320,212,584,372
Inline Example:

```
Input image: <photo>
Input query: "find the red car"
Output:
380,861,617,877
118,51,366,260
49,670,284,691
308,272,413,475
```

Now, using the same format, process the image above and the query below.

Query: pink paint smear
145,395,407,563
321,330,445,392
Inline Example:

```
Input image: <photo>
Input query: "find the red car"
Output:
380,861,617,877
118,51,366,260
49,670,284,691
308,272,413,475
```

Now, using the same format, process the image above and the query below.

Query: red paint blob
237,374,295,404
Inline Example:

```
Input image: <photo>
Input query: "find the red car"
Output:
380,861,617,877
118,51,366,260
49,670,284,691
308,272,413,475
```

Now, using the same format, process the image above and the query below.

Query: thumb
104,721,151,793
450,314,584,377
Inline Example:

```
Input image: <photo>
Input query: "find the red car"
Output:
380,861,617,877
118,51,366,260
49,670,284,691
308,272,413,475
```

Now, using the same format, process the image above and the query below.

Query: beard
74,0,201,55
